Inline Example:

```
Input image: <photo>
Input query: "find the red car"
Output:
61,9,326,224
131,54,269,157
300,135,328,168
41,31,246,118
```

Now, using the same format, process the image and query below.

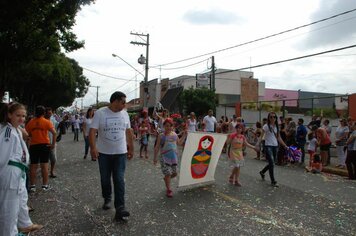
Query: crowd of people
1,91,355,234
129,107,356,188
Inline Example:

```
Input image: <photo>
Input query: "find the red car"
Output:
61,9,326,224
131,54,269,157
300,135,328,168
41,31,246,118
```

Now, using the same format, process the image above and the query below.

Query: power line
82,67,136,81
105,71,144,96
126,85,141,96
317,53,356,57
87,90,97,99
151,57,209,71
214,15,356,62
215,44,356,75
156,8,356,67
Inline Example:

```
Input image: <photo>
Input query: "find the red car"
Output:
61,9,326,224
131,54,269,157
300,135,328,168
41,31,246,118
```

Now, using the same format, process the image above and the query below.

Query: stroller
285,146,302,163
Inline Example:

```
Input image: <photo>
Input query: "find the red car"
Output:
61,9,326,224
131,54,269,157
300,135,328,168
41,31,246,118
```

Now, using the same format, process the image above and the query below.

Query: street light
138,54,146,65
112,53,145,78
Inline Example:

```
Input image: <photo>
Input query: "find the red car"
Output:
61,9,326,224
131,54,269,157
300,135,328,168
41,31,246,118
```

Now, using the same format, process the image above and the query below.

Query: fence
217,94,351,125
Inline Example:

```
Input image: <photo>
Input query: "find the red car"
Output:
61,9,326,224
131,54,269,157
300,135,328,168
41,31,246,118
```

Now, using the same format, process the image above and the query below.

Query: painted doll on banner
191,135,214,179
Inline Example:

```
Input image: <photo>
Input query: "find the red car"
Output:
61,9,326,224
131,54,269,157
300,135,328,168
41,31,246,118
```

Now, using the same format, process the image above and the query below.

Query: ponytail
0,102,26,124
0,103,8,124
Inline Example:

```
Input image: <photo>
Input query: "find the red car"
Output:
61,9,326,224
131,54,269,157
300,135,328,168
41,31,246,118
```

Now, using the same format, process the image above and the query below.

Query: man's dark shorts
29,144,50,164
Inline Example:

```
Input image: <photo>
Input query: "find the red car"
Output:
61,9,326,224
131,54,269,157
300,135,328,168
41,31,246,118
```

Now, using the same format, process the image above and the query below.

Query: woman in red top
315,126,331,166
139,121,149,159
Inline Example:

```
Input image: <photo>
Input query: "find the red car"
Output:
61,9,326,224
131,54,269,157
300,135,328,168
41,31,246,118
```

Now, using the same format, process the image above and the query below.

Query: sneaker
259,171,265,181
166,189,173,198
18,224,43,233
271,182,279,188
102,199,111,210
41,185,51,191
29,185,36,193
115,209,130,218
115,209,130,222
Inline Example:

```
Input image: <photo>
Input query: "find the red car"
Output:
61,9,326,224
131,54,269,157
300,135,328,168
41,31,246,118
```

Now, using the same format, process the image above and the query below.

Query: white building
167,69,265,118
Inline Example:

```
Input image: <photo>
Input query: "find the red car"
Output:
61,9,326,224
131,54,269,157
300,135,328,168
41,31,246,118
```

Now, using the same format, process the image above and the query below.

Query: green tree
179,87,217,117
0,0,94,109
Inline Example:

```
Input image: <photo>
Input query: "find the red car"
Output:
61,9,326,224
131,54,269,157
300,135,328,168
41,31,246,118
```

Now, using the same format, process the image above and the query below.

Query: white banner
178,132,227,189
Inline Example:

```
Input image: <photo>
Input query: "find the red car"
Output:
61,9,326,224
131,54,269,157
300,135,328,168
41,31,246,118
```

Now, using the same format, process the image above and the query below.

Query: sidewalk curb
322,167,348,177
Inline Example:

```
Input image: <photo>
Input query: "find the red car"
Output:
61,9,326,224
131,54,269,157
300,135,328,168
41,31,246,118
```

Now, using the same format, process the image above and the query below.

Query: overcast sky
67,0,356,107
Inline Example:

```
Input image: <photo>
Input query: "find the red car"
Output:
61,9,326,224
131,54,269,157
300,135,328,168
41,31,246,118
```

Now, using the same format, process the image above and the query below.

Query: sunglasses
269,116,276,119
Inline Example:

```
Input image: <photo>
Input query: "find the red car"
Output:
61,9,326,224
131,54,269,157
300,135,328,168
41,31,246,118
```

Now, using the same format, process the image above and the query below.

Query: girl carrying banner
153,118,186,198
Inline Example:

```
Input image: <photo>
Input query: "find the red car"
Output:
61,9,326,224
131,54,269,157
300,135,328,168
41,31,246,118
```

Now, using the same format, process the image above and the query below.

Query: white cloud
183,8,242,25
298,0,356,49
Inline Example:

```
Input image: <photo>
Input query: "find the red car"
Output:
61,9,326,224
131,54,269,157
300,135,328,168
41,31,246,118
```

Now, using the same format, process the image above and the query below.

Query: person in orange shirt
310,154,323,174
25,106,56,192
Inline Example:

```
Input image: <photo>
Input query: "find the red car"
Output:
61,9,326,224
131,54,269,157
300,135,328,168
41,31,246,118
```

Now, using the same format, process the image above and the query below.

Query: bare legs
229,167,241,186
164,173,177,197
320,150,328,166
30,163,49,187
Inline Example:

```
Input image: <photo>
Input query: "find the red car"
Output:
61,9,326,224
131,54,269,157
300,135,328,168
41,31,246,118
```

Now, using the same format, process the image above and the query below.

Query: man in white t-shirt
229,115,238,133
45,107,58,178
89,91,134,222
203,109,217,132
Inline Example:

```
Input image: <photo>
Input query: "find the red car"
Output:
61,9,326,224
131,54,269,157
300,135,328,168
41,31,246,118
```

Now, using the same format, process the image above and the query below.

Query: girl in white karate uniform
0,103,42,236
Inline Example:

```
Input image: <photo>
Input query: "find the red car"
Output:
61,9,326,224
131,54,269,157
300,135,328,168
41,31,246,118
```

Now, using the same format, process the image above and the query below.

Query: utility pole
211,56,215,91
89,86,99,108
130,32,149,109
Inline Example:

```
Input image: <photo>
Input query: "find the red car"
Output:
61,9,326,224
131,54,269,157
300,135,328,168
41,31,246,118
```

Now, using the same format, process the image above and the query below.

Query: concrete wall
241,78,258,102
258,82,265,97
146,79,159,108
349,93,356,120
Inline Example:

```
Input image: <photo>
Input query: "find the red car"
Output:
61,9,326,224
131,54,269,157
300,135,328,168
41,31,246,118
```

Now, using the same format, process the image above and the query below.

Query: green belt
8,160,29,173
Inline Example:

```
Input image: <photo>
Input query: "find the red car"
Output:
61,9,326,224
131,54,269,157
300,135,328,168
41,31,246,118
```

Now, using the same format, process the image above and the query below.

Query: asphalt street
28,133,356,236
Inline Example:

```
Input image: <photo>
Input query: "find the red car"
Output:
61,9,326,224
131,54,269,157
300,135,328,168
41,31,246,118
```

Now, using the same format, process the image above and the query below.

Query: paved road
29,133,356,236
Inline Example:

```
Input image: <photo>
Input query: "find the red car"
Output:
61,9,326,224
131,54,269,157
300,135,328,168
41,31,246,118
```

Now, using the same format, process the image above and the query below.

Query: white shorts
230,159,245,168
